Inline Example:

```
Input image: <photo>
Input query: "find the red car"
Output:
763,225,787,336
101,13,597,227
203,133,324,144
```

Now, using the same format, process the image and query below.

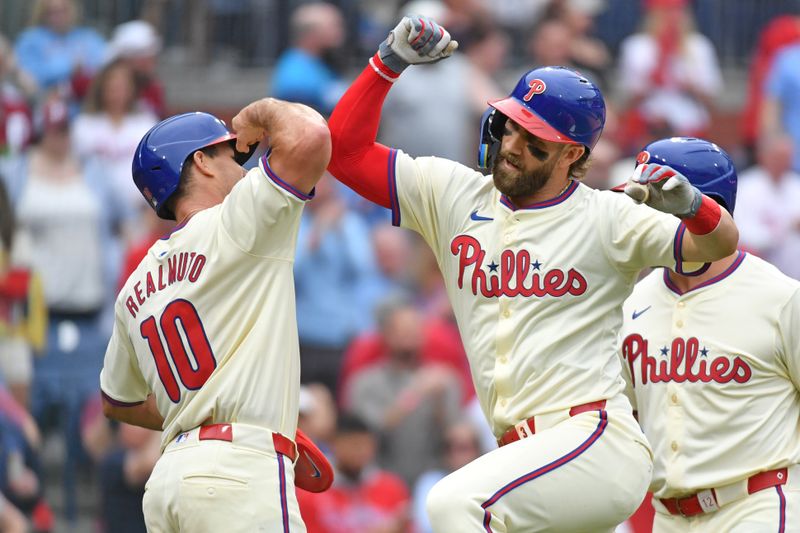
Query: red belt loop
272,432,298,462
660,468,789,517
196,423,298,462
498,400,607,447
199,423,233,442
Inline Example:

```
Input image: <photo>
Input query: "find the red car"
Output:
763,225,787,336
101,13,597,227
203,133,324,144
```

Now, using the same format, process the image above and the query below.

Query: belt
187,422,298,462
660,468,789,517
498,400,607,447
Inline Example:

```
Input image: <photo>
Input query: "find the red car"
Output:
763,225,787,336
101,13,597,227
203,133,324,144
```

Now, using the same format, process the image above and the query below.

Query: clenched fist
378,15,458,74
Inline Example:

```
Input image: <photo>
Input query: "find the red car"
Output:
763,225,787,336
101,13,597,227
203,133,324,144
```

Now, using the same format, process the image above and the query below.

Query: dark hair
163,143,223,217
336,413,371,435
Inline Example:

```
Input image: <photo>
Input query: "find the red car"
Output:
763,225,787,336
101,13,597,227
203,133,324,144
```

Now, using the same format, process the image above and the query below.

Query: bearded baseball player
99,100,334,532
619,137,800,532
326,15,739,532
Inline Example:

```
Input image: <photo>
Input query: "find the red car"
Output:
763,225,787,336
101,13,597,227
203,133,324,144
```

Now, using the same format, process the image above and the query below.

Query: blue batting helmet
638,137,737,213
478,66,606,169
132,112,256,219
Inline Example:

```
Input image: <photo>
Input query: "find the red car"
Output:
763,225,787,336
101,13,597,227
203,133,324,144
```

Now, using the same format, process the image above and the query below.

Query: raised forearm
233,98,331,194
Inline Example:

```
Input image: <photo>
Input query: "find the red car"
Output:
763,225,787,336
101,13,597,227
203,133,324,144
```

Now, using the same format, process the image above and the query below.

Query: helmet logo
523,79,547,101
636,151,651,164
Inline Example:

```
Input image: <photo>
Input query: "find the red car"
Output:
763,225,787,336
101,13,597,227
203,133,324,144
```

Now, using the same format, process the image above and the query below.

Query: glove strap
377,40,409,75
681,195,722,235
370,53,402,82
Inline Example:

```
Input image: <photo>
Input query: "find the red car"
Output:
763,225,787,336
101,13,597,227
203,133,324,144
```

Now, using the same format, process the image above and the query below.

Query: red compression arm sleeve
327,54,400,209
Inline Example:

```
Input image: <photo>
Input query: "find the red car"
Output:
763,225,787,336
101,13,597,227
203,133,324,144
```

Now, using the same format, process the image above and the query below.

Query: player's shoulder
741,253,800,293
402,152,487,183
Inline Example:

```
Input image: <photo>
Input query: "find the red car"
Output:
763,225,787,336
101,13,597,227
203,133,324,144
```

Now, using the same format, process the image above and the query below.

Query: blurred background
1,0,799,531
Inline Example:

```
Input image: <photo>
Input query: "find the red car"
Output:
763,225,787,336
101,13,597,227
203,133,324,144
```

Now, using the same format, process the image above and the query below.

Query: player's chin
493,167,527,196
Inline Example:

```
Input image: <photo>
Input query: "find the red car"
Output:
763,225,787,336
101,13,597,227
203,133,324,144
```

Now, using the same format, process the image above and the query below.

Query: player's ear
560,145,585,166
191,150,216,177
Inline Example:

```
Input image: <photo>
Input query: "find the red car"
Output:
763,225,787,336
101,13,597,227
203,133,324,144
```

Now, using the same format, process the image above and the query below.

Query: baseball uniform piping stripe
277,453,290,533
100,390,144,407
663,250,746,296
670,224,711,277
260,154,315,201
777,485,786,533
388,149,401,226
159,218,191,240
499,180,579,211
479,410,609,532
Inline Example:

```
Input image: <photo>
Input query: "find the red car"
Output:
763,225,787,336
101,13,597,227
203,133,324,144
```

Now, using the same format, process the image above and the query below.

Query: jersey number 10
140,299,217,403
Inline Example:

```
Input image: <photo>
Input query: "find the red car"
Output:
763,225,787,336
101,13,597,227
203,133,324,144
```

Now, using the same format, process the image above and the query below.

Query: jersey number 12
140,299,217,402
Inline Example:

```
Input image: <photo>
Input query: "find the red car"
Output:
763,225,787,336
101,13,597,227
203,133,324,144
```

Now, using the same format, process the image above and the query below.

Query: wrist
377,40,409,75
681,194,722,235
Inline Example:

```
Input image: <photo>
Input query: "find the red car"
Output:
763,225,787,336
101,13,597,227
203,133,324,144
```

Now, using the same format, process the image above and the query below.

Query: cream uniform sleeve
220,153,313,258
596,192,687,276
778,287,800,391
100,301,150,405
389,150,490,250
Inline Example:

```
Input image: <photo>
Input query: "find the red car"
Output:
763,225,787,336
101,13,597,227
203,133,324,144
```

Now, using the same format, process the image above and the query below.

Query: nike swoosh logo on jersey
470,210,494,221
632,306,652,320
304,451,321,478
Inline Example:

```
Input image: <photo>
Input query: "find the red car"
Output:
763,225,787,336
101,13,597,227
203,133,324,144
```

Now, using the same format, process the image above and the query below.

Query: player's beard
492,150,560,199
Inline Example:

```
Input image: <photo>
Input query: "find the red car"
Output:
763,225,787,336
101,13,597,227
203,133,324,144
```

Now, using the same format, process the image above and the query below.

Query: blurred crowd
1,0,799,531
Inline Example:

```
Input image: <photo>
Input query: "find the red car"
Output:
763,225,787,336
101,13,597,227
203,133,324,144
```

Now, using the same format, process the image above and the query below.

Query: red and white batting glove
625,163,702,217
377,15,458,75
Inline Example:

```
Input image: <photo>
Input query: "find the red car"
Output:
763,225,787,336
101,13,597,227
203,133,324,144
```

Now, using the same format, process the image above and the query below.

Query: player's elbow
101,396,122,422
302,121,332,171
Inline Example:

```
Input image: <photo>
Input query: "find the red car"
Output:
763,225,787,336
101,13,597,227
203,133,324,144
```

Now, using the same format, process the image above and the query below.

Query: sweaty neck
666,250,741,293
507,175,572,209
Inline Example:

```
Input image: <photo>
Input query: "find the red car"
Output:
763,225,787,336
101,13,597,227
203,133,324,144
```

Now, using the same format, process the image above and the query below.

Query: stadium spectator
762,40,800,173
294,174,379,394
740,15,800,164
8,97,120,521
270,2,347,115
298,384,338,454
105,20,166,118
71,58,157,218
557,0,610,83
617,0,722,145
346,294,462,485
13,0,106,105
412,421,482,533
0,34,35,163
81,396,158,533
735,133,800,279
297,414,411,533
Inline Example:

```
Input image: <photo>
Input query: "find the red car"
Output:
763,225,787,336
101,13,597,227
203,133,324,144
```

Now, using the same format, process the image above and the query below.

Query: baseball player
325,15,740,532
619,137,800,532
99,100,334,532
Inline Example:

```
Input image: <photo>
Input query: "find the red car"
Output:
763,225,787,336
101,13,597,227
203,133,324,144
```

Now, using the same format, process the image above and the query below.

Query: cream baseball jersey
100,155,311,449
389,150,687,437
619,252,800,498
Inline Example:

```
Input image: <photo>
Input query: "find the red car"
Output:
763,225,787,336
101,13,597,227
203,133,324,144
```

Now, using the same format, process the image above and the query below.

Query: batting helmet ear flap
478,108,507,169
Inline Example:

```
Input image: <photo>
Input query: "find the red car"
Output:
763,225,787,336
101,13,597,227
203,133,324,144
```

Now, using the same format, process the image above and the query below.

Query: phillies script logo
523,79,547,101
450,235,587,298
621,334,752,386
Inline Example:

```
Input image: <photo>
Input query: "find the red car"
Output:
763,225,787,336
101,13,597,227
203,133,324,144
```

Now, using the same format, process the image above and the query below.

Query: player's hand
231,99,272,154
624,163,702,217
378,15,458,74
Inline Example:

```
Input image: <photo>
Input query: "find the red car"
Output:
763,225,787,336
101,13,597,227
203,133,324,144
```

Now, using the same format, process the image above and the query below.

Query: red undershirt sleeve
327,54,401,210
